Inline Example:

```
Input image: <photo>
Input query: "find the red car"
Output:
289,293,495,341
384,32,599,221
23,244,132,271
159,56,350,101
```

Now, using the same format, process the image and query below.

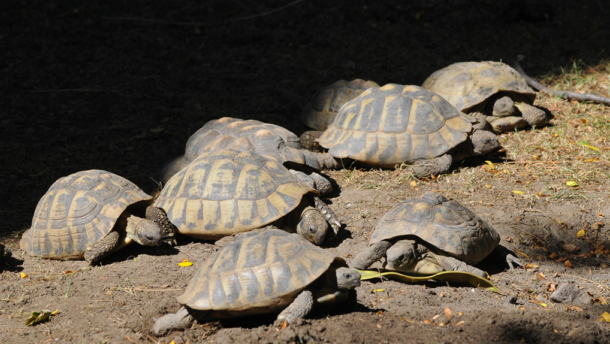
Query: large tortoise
152,229,360,335
158,117,341,185
300,79,379,149
20,170,175,265
315,84,500,178
422,61,550,132
351,192,521,278
154,149,341,245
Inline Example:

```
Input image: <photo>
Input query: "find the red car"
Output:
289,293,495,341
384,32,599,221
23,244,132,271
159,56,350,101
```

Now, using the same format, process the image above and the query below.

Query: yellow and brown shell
177,229,343,316
154,149,318,239
370,193,501,265
422,61,536,112
301,79,379,131
185,117,319,169
20,170,152,260
316,84,473,167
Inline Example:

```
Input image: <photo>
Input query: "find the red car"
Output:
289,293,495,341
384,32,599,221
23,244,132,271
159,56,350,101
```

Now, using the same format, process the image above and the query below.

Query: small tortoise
300,79,379,150
351,192,521,278
20,170,175,265
152,229,360,335
422,61,550,132
315,84,500,177
154,149,341,245
158,117,341,185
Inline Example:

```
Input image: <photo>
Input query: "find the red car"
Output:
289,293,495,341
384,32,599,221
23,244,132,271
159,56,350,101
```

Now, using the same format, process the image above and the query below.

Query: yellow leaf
517,252,530,259
178,261,193,267
512,190,524,195
503,169,509,174
532,155,539,160
577,229,586,238
582,144,600,151
410,181,417,187
540,303,547,307
485,161,495,170
601,312,610,322
170,341,176,344
20,272,28,278
486,184,491,189
51,309,59,315
371,289,385,293
566,181,579,187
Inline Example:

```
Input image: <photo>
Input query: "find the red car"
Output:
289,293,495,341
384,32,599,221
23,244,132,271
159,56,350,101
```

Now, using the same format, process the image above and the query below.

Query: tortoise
422,61,550,132
152,229,361,335
158,117,341,185
300,79,379,150
351,192,521,278
154,149,341,245
19,170,175,265
315,84,500,178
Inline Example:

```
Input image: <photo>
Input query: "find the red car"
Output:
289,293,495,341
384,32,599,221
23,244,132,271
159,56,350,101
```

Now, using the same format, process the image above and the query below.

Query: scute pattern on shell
370,193,500,265
20,170,151,259
177,230,337,316
184,117,319,169
316,84,473,167
422,61,536,112
154,149,317,238
301,79,380,131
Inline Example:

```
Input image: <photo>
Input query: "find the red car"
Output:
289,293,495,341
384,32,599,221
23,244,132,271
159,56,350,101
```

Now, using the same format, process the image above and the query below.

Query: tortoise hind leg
409,154,453,179
312,196,341,238
84,231,121,265
152,306,205,336
350,240,393,270
276,290,314,324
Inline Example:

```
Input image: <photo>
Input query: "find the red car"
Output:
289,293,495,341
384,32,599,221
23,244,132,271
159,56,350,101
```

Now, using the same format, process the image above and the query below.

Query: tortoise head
296,207,329,245
333,267,361,289
385,240,418,270
126,217,164,246
470,129,500,156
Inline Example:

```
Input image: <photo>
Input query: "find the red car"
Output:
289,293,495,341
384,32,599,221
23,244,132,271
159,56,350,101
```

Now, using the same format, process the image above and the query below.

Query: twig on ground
102,0,307,27
512,55,610,106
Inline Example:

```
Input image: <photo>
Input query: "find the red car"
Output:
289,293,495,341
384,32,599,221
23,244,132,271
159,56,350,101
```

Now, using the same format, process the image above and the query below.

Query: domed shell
301,79,380,131
177,230,342,316
154,149,317,239
20,170,151,259
185,117,319,169
422,61,536,112
316,84,473,167
370,193,501,265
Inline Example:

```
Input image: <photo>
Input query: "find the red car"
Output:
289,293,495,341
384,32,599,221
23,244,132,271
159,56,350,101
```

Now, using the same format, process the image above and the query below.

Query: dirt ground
2,1,610,343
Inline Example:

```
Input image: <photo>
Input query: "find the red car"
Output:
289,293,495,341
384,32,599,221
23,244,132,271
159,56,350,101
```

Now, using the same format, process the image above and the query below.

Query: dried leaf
565,260,573,268
178,261,193,267
486,184,492,189
563,243,580,253
512,190,524,195
535,272,546,280
454,320,465,326
602,312,610,322
376,310,384,316
410,181,417,187
51,309,59,315
25,310,52,326
549,252,558,259
517,252,530,259
423,319,431,324
432,314,441,320
566,181,579,187
546,282,556,292
357,270,499,293
524,263,539,269
577,229,586,238
580,143,600,151
181,258,189,262
485,161,495,170
444,308,452,318
371,289,385,293
20,272,28,278
555,257,568,262
280,321,288,330
570,306,583,312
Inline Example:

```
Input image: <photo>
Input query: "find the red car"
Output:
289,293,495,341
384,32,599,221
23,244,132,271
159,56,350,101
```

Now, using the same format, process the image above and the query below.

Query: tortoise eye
309,226,316,233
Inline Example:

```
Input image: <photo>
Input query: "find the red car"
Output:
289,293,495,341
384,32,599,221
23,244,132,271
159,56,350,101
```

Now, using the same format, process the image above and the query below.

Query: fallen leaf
546,282,556,292
570,306,583,312
20,272,28,279
530,299,548,307
25,310,53,326
432,314,441,320
486,184,492,189
371,289,385,293
563,243,580,253
51,309,59,315
565,260,573,268
512,190,524,195
178,261,193,267
485,161,495,170
376,310,384,316
549,252,558,259
454,320,465,326
357,270,500,293
280,321,288,330
555,257,568,262
577,229,586,238
444,308,452,318
423,319,431,324
517,252,530,259
455,311,464,316
181,258,189,262
535,272,546,280
126,336,137,343
566,181,579,187
580,143,600,151
401,317,415,323
410,181,417,187
439,292,445,297
523,263,539,269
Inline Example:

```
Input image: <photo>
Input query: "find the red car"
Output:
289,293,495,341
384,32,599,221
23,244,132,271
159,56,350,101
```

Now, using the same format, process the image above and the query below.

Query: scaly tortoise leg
84,231,121,265
350,240,393,270
276,289,315,324
312,197,341,238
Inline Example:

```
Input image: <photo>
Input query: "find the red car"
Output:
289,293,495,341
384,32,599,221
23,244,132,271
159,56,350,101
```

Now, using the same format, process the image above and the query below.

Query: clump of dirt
2,0,610,343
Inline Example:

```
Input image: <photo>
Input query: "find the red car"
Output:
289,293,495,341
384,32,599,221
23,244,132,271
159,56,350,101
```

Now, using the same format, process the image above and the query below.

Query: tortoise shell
185,117,320,169
370,193,500,265
154,149,318,239
316,84,473,167
20,170,151,259
177,229,343,317
422,61,536,113
301,79,380,131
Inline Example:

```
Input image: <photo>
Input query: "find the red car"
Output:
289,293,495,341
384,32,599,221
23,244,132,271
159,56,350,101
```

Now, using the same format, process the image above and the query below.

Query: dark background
1,0,608,237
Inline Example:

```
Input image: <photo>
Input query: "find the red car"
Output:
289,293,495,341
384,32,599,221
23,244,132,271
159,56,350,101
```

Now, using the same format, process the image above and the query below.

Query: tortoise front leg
312,196,341,238
152,306,200,336
84,231,121,265
350,240,393,270
276,290,314,324
435,254,487,278
409,154,453,179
